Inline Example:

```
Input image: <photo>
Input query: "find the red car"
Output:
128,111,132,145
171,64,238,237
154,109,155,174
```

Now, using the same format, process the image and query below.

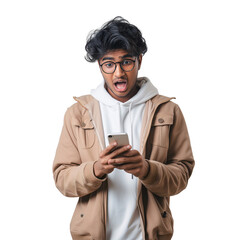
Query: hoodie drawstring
118,102,134,180
129,102,133,148
118,103,123,133
128,102,134,180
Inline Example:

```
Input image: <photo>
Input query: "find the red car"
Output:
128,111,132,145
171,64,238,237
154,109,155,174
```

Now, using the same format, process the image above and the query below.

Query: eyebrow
101,54,134,62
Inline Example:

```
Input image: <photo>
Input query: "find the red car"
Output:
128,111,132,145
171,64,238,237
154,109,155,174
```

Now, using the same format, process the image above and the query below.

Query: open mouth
114,80,127,92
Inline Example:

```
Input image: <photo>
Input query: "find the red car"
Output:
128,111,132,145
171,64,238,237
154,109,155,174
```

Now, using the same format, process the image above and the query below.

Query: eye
122,59,133,66
103,62,114,68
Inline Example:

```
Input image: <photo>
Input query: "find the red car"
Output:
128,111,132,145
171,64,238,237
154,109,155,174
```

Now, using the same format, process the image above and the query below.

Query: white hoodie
91,77,158,240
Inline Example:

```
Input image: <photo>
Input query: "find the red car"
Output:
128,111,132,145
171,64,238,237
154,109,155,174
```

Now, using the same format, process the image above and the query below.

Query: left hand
108,149,150,179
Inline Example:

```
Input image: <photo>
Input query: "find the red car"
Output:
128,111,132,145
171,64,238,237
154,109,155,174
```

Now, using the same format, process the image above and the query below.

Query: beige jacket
53,94,194,240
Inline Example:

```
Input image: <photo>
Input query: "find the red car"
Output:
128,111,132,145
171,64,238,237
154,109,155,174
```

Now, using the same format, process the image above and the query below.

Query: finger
124,168,142,177
103,164,115,170
120,149,139,157
116,163,141,171
99,141,117,157
101,156,117,166
109,145,132,159
108,155,141,165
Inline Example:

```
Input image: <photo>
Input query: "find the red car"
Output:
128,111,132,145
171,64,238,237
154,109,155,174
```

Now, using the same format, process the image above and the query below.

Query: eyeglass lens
101,59,135,74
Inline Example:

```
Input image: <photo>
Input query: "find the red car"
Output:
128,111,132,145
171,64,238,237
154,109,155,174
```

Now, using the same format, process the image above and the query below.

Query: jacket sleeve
141,104,195,197
52,108,106,197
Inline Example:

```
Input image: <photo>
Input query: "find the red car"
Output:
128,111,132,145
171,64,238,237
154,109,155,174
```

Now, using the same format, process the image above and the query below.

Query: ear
138,54,143,70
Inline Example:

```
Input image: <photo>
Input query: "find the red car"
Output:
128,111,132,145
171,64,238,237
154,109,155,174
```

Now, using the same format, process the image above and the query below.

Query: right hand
93,142,131,178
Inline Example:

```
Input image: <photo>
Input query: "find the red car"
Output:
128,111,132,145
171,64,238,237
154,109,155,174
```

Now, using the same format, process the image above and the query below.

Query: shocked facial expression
98,49,142,102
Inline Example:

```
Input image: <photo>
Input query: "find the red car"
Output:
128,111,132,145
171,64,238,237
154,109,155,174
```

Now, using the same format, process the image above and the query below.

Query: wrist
140,160,150,180
93,161,106,179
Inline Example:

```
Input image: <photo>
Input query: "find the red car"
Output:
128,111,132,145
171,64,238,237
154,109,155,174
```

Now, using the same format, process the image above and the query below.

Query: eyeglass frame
99,58,136,74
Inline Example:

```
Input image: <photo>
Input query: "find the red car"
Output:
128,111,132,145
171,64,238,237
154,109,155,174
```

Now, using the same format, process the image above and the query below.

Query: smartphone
108,133,129,148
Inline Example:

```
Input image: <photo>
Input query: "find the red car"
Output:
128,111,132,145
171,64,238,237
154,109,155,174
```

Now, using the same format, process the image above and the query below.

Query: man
53,16,194,240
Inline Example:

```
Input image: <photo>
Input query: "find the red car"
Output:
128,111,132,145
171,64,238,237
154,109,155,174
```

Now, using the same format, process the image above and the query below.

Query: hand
108,149,150,179
93,142,132,178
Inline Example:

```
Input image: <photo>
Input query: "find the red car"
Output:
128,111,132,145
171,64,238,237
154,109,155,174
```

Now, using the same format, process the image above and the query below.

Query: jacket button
80,214,84,218
81,122,86,127
158,118,164,123
162,211,167,218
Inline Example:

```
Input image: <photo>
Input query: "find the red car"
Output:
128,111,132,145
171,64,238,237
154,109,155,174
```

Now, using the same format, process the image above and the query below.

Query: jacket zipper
138,97,174,240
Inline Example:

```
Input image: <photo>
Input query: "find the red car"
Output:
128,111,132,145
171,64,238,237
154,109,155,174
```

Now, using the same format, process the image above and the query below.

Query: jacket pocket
158,209,174,236
70,195,90,234
153,195,174,236
145,192,174,238
150,115,173,148
74,118,95,149
70,190,105,240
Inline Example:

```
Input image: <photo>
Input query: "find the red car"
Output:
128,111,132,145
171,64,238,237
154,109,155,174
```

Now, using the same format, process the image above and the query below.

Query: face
98,49,142,102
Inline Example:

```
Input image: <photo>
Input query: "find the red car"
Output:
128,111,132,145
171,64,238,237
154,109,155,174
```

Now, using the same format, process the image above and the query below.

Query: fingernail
126,145,131,149
113,142,117,146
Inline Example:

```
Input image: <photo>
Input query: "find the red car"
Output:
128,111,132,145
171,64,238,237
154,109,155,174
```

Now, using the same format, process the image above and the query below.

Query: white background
0,0,239,239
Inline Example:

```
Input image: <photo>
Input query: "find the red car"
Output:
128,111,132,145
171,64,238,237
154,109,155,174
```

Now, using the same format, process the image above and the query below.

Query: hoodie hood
90,76,159,156
90,77,159,107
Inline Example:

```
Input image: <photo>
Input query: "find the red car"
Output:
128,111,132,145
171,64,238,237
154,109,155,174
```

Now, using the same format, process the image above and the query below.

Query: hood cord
129,102,134,180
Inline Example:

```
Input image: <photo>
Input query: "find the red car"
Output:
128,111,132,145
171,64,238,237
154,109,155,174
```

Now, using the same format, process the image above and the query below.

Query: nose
114,62,125,77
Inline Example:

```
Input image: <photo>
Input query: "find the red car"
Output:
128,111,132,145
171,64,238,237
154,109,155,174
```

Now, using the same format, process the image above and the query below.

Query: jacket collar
151,95,176,109
73,94,175,110
73,94,176,151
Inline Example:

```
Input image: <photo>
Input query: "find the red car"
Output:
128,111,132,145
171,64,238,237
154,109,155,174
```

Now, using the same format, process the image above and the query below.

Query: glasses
99,59,136,74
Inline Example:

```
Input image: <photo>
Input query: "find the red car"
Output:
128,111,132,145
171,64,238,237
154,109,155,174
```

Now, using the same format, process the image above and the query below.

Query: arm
52,108,106,197
141,105,195,197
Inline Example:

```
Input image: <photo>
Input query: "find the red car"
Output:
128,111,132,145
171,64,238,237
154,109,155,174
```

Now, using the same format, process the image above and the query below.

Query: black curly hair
85,16,147,62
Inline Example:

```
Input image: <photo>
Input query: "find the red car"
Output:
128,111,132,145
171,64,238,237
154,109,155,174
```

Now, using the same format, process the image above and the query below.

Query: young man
53,17,194,240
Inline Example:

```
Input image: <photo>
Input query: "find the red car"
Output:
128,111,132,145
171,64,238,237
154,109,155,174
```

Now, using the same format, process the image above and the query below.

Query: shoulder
64,94,96,123
152,94,179,112
151,94,182,124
